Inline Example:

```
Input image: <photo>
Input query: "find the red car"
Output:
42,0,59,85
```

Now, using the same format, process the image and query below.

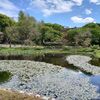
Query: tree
18,11,26,23
44,23,64,31
67,29,78,45
91,28,100,45
66,28,92,46
0,14,15,32
39,22,63,45
0,32,4,43
18,11,37,44
83,23,99,28
74,31,91,47
5,26,19,47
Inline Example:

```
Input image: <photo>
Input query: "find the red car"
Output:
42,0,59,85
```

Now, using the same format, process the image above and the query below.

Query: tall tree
18,11,37,44
5,26,19,47
0,14,15,32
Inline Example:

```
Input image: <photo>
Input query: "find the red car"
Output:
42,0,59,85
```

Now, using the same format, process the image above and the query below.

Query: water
0,54,100,93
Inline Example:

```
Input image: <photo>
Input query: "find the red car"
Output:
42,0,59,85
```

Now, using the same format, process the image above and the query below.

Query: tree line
0,11,100,47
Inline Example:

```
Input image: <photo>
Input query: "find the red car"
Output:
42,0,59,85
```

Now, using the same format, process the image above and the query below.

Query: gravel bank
66,55,100,74
0,60,99,100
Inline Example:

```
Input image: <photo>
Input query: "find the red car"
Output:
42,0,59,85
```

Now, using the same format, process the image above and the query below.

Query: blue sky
0,0,100,27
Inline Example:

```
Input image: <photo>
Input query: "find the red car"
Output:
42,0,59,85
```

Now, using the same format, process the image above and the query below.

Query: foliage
65,23,100,46
0,14,15,32
18,11,37,44
5,26,19,44
44,23,64,31
83,23,100,28
95,50,100,58
90,28,100,45
39,22,63,45
66,28,91,46
0,12,100,47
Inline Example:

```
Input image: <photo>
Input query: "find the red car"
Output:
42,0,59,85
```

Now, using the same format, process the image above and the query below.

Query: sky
0,0,100,27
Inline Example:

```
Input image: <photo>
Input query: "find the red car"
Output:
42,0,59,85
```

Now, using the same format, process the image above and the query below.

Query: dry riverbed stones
66,55,100,74
0,60,99,100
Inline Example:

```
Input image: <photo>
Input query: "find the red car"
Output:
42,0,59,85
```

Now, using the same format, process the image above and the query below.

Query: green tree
0,14,15,32
39,22,63,45
84,23,100,46
83,23,99,28
66,28,92,46
91,28,100,45
45,23,64,31
5,26,19,47
74,31,91,47
18,11,37,44
67,29,78,45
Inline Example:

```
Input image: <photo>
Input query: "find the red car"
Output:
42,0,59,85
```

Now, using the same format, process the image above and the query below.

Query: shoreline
66,55,100,74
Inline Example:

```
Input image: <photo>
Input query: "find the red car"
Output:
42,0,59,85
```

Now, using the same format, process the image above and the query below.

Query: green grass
0,46,99,58
94,50,100,58
0,47,68,57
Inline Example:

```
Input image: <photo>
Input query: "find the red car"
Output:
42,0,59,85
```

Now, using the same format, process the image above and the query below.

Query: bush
34,46,45,50
24,39,35,46
91,45,100,50
62,46,71,51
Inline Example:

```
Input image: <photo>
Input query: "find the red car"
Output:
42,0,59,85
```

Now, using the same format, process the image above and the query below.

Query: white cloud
90,0,100,5
71,16,95,23
32,0,83,16
72,0,83,6
0,0,19,18
85,9,92,15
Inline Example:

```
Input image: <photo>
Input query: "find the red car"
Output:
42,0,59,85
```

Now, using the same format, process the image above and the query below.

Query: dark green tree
0,14,15,32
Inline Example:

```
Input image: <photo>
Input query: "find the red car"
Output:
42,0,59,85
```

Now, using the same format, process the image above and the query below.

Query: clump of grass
94,50,100,58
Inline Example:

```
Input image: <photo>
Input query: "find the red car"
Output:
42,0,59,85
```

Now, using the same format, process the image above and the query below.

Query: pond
0,54,100,97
